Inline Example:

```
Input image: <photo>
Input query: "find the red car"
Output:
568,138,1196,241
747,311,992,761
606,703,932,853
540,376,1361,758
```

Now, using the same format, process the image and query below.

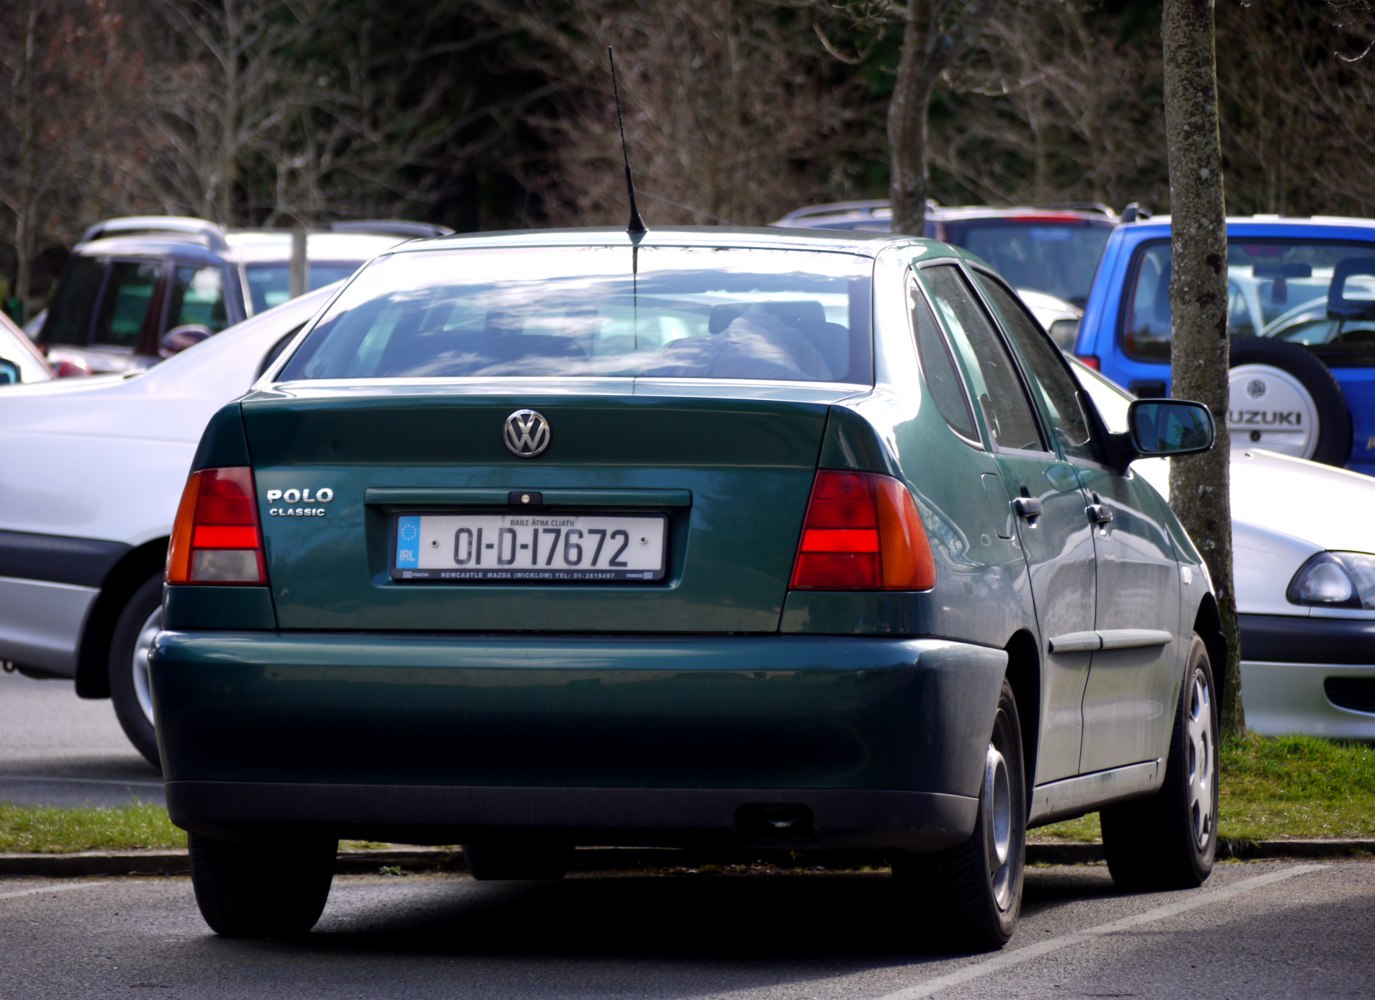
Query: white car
1018,288,1082,351
1074,359,1375,739
0,310,55,384
0,284,337,765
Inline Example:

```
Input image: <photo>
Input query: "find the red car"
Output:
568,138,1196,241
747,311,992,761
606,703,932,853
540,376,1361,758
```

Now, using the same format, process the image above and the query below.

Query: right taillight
789,470,936,591
166,467,266,585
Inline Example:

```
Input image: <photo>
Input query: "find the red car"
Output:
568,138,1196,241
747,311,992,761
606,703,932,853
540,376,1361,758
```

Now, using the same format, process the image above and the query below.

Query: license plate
392,513,667,582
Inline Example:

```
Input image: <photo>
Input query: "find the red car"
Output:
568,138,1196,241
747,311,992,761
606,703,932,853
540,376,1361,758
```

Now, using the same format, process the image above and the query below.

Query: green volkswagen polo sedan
151,227,1223,949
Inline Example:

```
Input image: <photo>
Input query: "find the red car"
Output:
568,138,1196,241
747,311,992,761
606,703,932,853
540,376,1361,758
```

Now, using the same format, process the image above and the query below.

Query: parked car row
29,215,452,374
774,200,1375,477
0,212,1371,946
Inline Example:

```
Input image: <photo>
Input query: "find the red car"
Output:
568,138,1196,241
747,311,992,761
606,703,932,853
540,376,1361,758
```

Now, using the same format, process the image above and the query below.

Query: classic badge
504,409,551,458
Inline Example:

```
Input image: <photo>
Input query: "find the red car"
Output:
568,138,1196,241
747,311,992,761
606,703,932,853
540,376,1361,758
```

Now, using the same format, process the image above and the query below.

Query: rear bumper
163,782,975,852
151,632,1007,851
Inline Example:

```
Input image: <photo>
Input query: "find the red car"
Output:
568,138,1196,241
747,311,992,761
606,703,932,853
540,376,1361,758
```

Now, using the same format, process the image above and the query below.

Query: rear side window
911,275,978,442
920,264,1045,453
973,272,1097,463
278,247,874,384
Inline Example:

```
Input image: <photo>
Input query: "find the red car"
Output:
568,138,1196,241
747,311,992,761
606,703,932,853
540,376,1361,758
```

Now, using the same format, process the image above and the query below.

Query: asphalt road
0,859,1371,999
3,657,1374,997
0,666,163,807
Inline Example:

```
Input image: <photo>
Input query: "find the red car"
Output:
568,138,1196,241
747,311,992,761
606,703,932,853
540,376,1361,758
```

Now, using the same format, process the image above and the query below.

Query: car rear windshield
246,262,368,313
1123,238,1375,363
939,218,1111,308
276,246,874,384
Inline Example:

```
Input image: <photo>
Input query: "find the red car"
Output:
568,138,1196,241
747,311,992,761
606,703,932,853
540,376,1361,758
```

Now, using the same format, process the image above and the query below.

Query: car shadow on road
212,863,1124,966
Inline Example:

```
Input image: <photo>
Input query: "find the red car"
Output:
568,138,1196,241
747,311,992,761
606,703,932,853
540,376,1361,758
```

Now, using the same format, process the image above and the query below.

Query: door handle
1087,493,1114,526
1013,496,1043,521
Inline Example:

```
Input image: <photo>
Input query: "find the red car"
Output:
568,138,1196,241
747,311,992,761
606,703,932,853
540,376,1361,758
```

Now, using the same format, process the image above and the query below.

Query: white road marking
0,881,109,902
874,864,1326,1000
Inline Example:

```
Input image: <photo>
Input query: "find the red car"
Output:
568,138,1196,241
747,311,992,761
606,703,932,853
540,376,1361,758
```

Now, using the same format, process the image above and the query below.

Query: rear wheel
189,834,337,937
108,574,163,769
462,840,573,880
1101,634,1218,890
892,679,1026,951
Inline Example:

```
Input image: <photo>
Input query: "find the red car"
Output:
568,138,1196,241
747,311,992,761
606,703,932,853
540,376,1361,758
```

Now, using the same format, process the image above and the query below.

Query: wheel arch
1003,628,1041,809
1191,593,1228,719
75,538,168,699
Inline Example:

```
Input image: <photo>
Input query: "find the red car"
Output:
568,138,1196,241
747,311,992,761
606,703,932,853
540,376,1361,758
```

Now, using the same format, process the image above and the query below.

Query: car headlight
1286,552,1375,610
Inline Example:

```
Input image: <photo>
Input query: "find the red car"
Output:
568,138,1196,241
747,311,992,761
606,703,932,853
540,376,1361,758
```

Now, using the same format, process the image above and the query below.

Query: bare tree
1162,0,1243,737
885,0,1003,233
0,0,150,317
137,0,326,224
475,0,878,228
930,1,1166,212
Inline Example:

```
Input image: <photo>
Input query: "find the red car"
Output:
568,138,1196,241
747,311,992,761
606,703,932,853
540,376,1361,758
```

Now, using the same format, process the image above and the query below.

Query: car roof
772,201,1119,230
224,232,419,265
72,216,451,265
380,225,931,259
1116,215,1375,237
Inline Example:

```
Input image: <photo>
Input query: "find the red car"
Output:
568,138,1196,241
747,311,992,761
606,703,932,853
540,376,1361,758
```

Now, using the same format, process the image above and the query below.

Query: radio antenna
609,47,647,235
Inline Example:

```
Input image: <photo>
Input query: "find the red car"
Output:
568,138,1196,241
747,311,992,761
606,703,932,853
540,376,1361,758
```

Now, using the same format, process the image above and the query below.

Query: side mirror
160,324,214,358
0,358,18,385
1129,398,1215,456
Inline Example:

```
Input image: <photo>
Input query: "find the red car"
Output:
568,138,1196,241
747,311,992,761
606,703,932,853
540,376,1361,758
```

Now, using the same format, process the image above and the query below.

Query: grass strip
1,736,1371,854
1036,733,1375,843
0,802,185,854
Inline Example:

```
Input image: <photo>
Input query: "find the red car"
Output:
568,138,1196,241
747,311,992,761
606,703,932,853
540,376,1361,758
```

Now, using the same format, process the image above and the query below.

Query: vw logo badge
504,409,551,458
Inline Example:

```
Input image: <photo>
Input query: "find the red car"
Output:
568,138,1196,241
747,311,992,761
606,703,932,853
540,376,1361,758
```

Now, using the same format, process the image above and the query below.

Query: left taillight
166,467,266,585
789,469,936,591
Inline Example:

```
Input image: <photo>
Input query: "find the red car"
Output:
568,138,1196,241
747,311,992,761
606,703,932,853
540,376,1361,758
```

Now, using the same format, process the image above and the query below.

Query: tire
462,840,573,881
108,574,163,769
1229,338,1351,466
892,679,1026,951
189,834,337,937
1101,634,1218,891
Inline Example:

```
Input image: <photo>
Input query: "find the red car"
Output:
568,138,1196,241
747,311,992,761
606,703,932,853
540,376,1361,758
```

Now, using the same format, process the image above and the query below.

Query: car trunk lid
243,381,858,634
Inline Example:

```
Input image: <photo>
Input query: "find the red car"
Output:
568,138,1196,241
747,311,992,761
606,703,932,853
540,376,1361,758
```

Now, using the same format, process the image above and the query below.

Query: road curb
0,840,1368,879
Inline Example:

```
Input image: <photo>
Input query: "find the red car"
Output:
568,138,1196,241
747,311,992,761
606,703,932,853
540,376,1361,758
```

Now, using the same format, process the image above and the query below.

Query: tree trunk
12,0,37,323
1161,0,1245,738
887,2,940,237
